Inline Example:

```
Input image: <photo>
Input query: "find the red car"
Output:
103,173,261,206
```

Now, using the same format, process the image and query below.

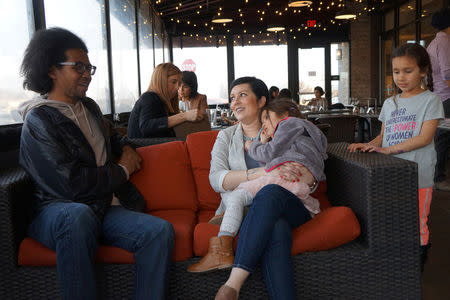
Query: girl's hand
278,162,304,182
367,146,391,155
348,143,392,155
260,129,271,144
348,143,373,152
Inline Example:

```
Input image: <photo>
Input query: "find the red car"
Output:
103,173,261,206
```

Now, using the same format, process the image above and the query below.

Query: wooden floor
422,173,450,299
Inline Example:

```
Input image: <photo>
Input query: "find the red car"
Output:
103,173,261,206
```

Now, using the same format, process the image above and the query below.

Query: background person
309,86,328,110
427,8,450,191
178,71,208,117
19,27,174,300
277,88,292,100
127,63,202,138
268,86,279,102
202,77,313,300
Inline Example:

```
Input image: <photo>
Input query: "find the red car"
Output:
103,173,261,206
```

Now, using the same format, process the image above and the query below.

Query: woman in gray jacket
188,77,318,300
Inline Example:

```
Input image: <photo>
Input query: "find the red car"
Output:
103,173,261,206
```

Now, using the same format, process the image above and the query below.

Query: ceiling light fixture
211,16,233,23
335,0,357,20
267,25,286,32
335,8,357,20
211,9,232,23
288,0,313,7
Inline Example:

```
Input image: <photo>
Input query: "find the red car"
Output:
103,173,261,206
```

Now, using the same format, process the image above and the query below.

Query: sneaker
434,181,450,191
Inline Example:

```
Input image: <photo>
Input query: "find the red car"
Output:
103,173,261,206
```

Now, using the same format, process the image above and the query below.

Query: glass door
298,47,325,106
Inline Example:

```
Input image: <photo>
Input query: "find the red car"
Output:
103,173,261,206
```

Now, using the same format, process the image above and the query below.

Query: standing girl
348,43,444,269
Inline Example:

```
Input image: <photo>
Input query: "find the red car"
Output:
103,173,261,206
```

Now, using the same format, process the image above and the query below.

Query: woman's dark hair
261,98,301,119
277,88,292,99
181,71,198,98
314,86,325,96
431,8,450,31
21,27,88,95
391,43,433,98
268,86,279,101
230,76,269,102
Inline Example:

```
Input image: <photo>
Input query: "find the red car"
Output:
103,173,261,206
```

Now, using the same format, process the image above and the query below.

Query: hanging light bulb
288,0,313,7
335,9,357,19
211,7,232,23
267,25,286,32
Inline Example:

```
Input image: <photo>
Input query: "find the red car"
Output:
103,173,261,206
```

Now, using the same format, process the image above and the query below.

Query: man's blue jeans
28,202,174,300
233,184,312,300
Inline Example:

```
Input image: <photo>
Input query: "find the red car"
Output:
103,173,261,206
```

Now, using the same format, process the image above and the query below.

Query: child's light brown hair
261,98,302,120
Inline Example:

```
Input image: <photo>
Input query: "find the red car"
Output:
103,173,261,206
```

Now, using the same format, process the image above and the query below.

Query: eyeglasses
58,62,97,75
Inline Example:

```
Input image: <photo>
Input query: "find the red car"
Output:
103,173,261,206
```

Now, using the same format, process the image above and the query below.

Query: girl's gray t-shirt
379,90,444,188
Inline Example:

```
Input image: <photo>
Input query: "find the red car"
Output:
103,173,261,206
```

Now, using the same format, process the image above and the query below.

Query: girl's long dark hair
391,43,434,100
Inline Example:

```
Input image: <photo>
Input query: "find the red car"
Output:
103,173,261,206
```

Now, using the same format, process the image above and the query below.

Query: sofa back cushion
186,131,221,211
131,141,198,211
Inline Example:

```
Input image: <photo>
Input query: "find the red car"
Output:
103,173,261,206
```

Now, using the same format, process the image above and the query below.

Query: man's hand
118,146,142,175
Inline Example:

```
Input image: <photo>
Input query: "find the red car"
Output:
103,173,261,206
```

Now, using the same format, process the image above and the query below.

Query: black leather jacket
19,98,145,220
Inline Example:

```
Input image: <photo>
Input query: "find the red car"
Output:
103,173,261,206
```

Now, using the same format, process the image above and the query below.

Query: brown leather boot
187,236,234,273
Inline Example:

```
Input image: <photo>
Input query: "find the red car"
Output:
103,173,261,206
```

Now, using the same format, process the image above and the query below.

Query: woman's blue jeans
233,184,312,300
28,202,174,300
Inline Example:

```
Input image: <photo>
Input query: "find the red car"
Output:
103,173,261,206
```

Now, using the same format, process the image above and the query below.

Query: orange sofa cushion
193,206,360,257
18,238,134,266
186,131,221,211
131,141,198,212
150,209,197,261
18,209,197,265
312,181,331,209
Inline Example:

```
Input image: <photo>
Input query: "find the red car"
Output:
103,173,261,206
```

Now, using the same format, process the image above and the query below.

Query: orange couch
18,130,360,267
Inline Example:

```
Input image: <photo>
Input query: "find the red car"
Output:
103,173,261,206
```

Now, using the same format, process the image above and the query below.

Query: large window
138,0,154,93
399,0,416,26
109,0,139,113
420,16,437,47
399,23,416,45
44,0,111,113
380,0,445,105
173,37,228,105
382,36,394,101
234,44,288,95
153,16,164,66
384,9,395,31
0,0,34,125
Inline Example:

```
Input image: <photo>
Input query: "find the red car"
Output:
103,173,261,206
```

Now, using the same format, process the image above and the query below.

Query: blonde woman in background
127,63,202,138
